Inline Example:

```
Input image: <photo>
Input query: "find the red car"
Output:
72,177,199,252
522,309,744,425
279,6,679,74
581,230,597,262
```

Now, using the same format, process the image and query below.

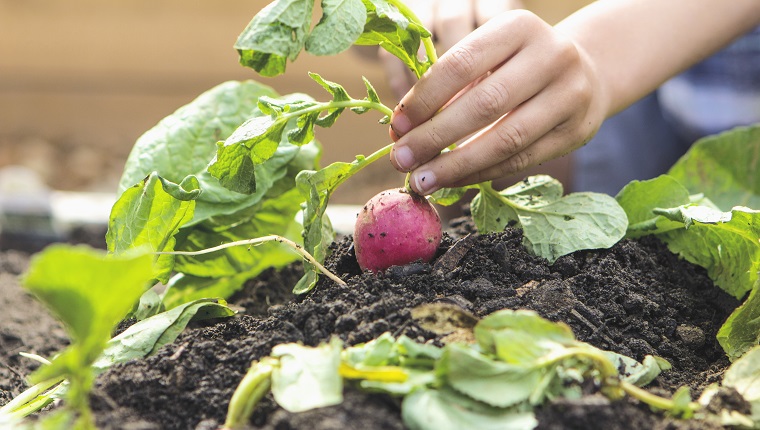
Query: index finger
390,11,533,137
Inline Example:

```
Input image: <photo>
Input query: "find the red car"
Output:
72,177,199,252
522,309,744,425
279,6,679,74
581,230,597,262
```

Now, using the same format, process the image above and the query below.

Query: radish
354,188,442,272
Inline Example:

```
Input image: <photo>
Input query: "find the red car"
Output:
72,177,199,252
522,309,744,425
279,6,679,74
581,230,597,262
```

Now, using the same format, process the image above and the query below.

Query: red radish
354,188,442,272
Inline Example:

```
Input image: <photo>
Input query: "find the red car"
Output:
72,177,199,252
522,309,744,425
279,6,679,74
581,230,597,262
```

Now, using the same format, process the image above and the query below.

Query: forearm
557,0,760,118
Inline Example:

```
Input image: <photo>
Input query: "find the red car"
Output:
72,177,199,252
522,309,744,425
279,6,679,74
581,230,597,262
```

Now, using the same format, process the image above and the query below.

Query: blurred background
0,0,588,200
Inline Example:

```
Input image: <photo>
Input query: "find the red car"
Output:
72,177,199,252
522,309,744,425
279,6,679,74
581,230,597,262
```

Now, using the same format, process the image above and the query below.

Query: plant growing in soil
5,0,760,429
221,309,703,430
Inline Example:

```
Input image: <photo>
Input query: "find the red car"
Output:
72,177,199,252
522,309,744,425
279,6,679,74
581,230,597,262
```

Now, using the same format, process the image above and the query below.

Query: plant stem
280,99,394,122
223,359,275,430
620,381,699,415
156,235,347,287
386,0,438,66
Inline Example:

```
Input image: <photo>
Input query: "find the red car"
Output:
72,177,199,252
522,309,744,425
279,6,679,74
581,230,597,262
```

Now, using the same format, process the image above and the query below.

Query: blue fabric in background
574,26,760,195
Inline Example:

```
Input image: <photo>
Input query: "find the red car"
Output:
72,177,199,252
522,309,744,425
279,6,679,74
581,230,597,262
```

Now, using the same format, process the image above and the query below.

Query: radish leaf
668,125,760,211
472,177,628,263
356,0,433,77
210,75,391,196
107,173,200,284
94,298,233,372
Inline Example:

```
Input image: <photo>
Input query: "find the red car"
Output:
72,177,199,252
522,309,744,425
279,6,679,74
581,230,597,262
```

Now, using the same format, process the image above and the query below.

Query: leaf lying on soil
471,177,628,263
94,298,234,372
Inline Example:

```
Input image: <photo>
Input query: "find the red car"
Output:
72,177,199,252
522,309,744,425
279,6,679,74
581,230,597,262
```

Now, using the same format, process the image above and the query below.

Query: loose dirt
0,220,743,429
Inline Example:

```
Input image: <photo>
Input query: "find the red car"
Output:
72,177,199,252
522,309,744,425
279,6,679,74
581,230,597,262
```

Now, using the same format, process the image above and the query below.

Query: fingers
405,71,595,194
390,26,568,172
390,11,547,140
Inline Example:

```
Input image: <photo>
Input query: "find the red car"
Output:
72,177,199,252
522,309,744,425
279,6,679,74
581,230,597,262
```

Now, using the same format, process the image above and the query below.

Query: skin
381,0,524,99
388,0,760,195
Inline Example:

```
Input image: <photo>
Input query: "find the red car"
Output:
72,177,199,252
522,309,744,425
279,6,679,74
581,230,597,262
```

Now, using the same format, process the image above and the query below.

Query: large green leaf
173,188,305,278
615,175,693,238
657,206,760,299
107,173,200,284
235,0,314,76
162,188,305,308
118,80,313,224
668,125,760,211
270,337,344,412
305,0,367,56
236,0,366,76
717,281,760,361
356,0,433,77
472,177,628,263
22,245,154,381
94,298,234,372
439,343,540,408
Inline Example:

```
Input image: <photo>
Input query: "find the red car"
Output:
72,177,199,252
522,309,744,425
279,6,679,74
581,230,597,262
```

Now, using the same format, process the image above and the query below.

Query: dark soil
0,220,744,429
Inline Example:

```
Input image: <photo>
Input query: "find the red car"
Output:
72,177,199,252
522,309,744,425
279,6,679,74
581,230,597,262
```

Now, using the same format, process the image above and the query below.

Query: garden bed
0,219,745,429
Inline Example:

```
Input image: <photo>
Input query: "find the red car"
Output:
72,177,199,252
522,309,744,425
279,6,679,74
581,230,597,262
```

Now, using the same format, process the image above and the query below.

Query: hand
389,10,607,195
381,0,524,100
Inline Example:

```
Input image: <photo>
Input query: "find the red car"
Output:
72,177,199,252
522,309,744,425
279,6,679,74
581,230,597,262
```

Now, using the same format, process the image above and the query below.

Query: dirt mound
74,227,738,429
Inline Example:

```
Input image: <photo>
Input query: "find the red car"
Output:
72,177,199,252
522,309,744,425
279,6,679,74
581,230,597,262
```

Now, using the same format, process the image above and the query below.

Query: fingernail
413,170,437,195
391,111,412,136
393,146,416,171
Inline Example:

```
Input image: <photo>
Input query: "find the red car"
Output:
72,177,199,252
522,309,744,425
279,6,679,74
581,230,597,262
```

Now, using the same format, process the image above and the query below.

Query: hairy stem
157,235,346,287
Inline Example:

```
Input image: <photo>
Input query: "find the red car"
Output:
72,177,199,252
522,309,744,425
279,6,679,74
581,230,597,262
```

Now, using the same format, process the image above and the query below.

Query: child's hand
389,10,606,195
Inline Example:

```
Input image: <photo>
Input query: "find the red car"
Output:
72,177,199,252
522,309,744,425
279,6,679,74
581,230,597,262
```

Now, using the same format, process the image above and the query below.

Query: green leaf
604,353,670,387
117,80,311,225
429,186,476,207
472,178,628,263
615,175,693,238
23,245,154,367
401,387,538,430
22,244,154,422
717,280,760,361
657,206,760,299
208,96,306,196
470,182,519,232
133,289,163,321
474,309,576,365
162,188,305,308
356,0,433,77
235,0,314,76
721,344,760,422
667,125,760,211
271,337,344,412
439,343,541,408
107,173,200,284
173,187,304,278
209,79,387,197
93,299,233,372
305,0,367,56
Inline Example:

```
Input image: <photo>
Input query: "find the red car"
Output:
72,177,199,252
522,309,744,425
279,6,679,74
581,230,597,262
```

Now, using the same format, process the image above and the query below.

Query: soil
0,219,747,429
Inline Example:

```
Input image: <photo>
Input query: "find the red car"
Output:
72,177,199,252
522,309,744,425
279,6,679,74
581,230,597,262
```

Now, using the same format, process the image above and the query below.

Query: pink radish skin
354,188,442,273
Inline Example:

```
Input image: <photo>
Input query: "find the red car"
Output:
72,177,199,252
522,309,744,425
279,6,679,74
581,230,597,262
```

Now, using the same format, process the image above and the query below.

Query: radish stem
156,235,346,287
